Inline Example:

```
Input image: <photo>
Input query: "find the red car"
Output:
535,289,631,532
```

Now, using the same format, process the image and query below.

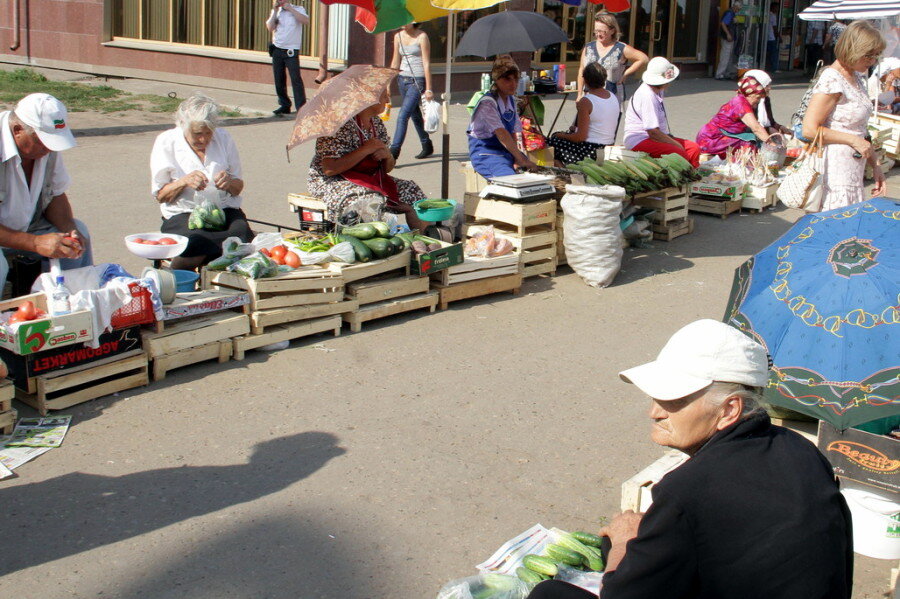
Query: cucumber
361,237,392,259
335,234,372,262
516,567,547,585
388,237,405,253
522,554,558,577
571,531,604,548
340,223,377,240
545,544,584,566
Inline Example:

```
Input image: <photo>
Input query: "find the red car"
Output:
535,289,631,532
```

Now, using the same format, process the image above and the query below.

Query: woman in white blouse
150,93,252,270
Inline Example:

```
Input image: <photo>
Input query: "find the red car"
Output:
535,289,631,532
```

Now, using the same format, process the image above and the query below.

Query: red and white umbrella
799,0,900,21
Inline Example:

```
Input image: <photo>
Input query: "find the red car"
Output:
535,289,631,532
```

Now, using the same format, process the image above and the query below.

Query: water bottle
50,276,71,316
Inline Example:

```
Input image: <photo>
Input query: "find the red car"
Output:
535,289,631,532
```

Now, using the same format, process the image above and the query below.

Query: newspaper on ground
5,415,72,448
0,457,12,479
0,435,53,478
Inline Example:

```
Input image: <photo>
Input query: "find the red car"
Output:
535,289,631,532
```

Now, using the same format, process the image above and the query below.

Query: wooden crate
621,450,689,512
232,316,341,360
688,196,743,219
432,272,523,310
0,408,16,435
459,161,490,194
521,246,558,278
151,340,232,381
154,289,250,333
741,184,778,212
632,186,689,224
651,217,694,242
326,250,410,284
201,267,344,311
463,194,556,236
556,212,567,266
343,292,439,332
346,275,430,305
431,253,521,286
249,299,358,335
464,221,558,278
16,351,148,415
142,311,250,359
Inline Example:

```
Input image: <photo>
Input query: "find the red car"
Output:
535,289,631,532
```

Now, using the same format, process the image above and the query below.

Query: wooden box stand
0,380,16,434
232,316,342,361
15,351,149,415
343,275,438,333
141,311,250,381
652,218,694,242
556,212,566,266
154,289,250,333
741,184,778,213
431,272,523,310
632,186,689,224
688,196,743,219
463,193,557,236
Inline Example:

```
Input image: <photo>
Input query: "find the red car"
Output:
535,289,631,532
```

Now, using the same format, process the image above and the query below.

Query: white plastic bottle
50,276,71,316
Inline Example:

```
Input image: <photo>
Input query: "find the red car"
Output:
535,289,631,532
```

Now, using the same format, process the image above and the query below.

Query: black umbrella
454,11,568,58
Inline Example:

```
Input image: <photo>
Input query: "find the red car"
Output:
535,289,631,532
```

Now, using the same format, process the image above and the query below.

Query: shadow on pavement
74,115,283,138
0,431,345,576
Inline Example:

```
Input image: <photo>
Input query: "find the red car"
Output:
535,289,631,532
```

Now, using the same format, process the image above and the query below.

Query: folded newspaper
6,415,72,448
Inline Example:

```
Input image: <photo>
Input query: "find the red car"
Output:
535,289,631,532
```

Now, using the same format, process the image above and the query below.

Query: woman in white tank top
548,63,620,165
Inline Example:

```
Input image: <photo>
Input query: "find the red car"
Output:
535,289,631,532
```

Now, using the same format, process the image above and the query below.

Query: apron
341,117,401,209
467,93,519,179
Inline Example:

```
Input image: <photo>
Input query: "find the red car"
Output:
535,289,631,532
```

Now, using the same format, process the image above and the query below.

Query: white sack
560,184,625,288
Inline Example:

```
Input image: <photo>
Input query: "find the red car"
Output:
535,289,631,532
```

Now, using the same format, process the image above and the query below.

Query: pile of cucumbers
288,221,443,263
567,154,701,195
516,530,605,585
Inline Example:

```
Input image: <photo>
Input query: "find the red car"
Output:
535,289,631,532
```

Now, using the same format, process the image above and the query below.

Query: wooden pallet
249,299,358,335
151,340,232,381
432,272,523,310
202,267,344,311
0,379,13,412
154,289,250,333
521,245,558,278
632,187,689,224
346,275,430,305
459,162,490,194
464,221,558,278
463,194,557,236
343,292,439,332
431,253,521,285
651,217,694,241
741,184,778,212
142,311,250,359
688,196,743,219
326,250,410,284
232,316,341,360
0,408,17,435
16,351,149,415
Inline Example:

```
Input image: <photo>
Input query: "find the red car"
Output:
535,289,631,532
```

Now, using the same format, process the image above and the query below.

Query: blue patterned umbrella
724,198,900,429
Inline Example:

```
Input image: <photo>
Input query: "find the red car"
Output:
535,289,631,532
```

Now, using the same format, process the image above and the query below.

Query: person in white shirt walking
0,93,92,292
266,0,310,116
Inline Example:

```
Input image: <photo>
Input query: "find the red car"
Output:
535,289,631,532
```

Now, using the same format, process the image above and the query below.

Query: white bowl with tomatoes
125,233,188,260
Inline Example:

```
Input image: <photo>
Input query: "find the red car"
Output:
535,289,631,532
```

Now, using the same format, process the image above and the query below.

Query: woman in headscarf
696,70,785,157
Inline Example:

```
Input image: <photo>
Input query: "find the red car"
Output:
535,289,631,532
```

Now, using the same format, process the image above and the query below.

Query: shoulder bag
776,126,825,211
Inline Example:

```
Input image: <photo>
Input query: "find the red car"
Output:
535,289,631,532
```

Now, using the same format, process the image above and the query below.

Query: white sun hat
642,57,680,86
14,93,77,152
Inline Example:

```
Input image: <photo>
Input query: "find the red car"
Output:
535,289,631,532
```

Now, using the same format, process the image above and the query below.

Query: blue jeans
767,40,779,72
391,76,430,151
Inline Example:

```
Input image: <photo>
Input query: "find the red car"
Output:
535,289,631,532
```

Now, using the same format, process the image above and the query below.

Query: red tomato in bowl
143,240,160,245
132,237,145,244
158,237,178,245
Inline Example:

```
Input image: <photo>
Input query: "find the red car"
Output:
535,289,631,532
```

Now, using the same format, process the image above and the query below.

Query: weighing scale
480,173,556,202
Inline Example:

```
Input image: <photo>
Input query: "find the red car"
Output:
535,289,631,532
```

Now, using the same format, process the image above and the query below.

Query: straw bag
777,127,824,211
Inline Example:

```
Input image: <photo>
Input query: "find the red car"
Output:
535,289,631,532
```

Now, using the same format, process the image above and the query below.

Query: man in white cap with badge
0,93,92,290
526,319,853,599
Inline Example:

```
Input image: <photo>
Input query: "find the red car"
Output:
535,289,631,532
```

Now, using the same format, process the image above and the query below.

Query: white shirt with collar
272,4,308,51
150,126,243,220
0,110,70,233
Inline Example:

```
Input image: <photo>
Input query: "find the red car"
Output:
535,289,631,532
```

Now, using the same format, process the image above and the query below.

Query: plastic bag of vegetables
188,197,227,231
227,252,279,279
435,573,529,599
207,236,255,271
293,241,357,265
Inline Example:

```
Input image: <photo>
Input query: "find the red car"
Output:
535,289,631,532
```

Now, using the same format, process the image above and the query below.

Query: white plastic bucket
841,486,900,560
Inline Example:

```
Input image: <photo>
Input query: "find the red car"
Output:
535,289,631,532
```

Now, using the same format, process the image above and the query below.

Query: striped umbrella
799,0,900,21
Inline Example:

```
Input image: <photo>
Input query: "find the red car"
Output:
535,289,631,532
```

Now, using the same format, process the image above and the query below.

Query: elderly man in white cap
0,93,92,291
526,320,853,599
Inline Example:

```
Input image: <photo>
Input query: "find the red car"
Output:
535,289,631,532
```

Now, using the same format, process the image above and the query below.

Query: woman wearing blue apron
467,56,538,179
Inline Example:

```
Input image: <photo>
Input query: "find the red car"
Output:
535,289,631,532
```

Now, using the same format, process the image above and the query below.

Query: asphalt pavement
0,66,896,598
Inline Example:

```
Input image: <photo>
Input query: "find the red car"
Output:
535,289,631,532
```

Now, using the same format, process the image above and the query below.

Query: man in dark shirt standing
527,319,853,599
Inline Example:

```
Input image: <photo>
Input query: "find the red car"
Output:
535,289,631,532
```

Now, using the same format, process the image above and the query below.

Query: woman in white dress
802,20,887,211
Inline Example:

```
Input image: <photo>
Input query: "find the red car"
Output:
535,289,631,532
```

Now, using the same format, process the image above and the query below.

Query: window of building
417,6,503,63
110,0,316,56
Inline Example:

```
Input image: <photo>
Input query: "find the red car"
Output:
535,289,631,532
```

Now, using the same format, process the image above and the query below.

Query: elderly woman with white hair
150,92,252,270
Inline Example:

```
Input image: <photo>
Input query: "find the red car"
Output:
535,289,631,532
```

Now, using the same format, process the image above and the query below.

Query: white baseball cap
642,57,680,86
14,93,76,152
619,319,768,401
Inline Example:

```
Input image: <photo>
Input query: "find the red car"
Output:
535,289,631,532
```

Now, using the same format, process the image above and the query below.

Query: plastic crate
110,282,155,329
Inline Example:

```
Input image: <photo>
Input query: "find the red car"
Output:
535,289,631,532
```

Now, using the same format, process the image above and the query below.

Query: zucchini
361,237,392,259
340,223,377,240
388,236,405,253
516,567,547,585
571,531,604,548
335,234,372,262
370,221,391,238
545,544,584,566
522,554,558,577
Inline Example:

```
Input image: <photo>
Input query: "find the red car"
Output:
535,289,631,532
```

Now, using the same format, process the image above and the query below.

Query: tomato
8,312,27,324
259,248,271,257
17,300,36,321
270,245,287,259
271,253,286,266
158,237,178,245
143,240,160,245
132,237,145,244
284,251,301,268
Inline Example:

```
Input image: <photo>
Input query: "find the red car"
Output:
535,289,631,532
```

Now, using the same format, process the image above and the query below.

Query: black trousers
272,47,306,111
526,580,595,599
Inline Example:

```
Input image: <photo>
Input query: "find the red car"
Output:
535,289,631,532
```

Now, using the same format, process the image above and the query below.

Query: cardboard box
0,326,142,392
689,181,744,199
818,422,900,495
409,238,464,276
0,293,93,355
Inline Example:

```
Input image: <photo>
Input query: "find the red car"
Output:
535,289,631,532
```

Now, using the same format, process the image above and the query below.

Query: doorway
625,0,708,61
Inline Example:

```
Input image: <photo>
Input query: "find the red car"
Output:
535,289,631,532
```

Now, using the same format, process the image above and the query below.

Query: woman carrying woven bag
777,127,825,211
800,20,887,212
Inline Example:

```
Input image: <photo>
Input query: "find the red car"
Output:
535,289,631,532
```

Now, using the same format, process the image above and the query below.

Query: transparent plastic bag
435,573,528,599
228,252,279,279
554,565,604,595
188,196,227,231
423,98,441,133
465,225,496,258
293,241,357,265
207,236,255,271
250,232,285,254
